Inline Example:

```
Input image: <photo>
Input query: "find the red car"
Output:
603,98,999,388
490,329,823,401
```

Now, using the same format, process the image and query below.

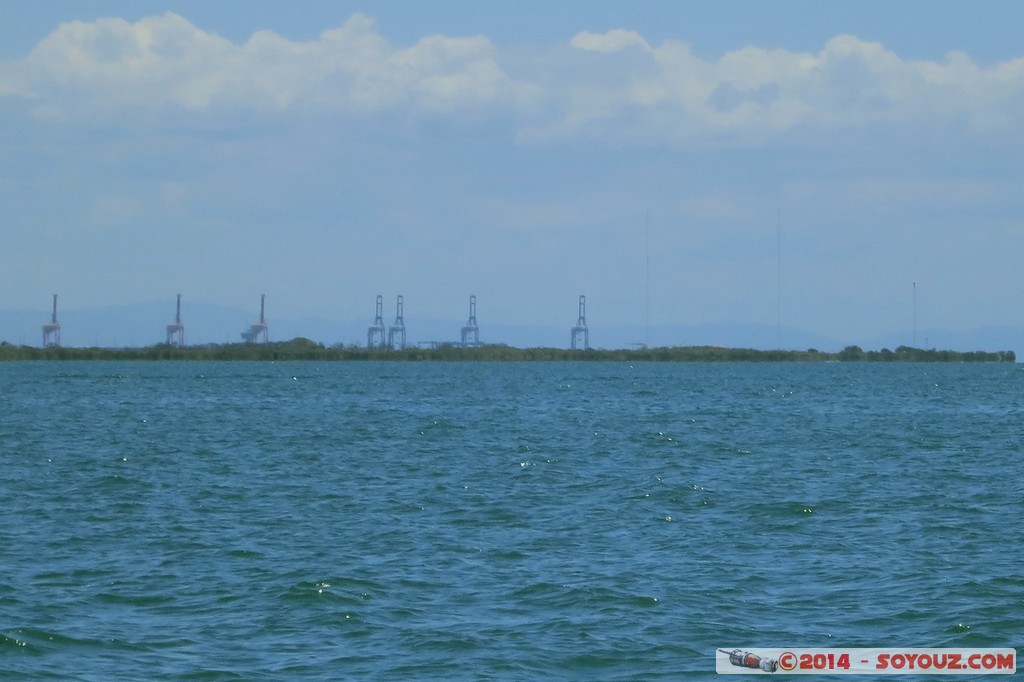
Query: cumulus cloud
1,13,1022,145
524,29,1024,145
0,12,523,118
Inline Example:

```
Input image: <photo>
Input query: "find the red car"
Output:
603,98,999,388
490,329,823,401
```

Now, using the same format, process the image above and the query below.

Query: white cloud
393,34,515,112
0,12,523,118
529,31,1024,145
21,13,236,110
1,14,1022,146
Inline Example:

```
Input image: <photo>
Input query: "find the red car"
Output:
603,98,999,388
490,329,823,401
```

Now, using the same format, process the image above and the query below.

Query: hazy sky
2,1,1022,349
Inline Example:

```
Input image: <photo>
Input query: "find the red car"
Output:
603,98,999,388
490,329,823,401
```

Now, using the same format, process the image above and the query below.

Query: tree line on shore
0,339,1015,362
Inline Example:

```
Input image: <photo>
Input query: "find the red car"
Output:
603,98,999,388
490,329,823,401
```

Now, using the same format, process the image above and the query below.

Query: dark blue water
1,361,1022,679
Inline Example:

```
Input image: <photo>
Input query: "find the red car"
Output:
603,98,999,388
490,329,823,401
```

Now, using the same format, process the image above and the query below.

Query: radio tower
461,295,480,347
388,294,406,350
42,294,61,347
240,294,268,343
165,294,185,347
571,294,589,350
367,294,386,348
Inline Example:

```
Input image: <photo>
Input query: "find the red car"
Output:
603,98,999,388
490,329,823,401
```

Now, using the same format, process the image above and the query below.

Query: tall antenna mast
913,282,917,347
645,211,651,348
776,208,782,350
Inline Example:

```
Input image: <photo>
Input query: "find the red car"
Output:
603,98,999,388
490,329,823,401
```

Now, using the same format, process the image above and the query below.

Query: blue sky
1,2,1022,350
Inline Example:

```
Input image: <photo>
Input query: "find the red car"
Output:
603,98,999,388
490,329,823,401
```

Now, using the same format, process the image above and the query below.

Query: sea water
1,361,1022,679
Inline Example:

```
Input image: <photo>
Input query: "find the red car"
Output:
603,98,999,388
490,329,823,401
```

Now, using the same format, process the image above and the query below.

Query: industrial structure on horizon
388,295,406,350
461,295,480,348
367,295,386,349
42,294,60,347
31,292,593,349
571,294,589,350
166,294,185,347
370,294,491,350
240,294,269,343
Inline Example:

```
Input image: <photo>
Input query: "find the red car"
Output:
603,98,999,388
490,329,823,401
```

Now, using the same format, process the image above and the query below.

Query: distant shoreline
0,339,1015,363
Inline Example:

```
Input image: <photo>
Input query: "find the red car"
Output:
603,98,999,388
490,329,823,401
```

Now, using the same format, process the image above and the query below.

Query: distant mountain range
0,301,1019,356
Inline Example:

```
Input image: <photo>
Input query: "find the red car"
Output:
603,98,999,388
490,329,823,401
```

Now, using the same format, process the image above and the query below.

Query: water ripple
0,361,1020,678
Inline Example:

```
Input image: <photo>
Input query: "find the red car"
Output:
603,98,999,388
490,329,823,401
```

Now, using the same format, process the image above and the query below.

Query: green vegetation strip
0,339,1015,362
